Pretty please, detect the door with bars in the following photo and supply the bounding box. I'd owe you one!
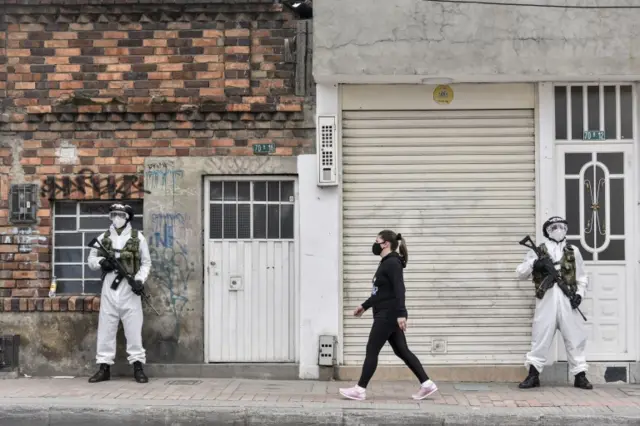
[554,84,636,361]
[205,178,298,363]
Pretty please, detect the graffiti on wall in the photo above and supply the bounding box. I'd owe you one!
[149,212,189,255]
[148,211,194,347]
[144,161,184,194]
[40,169,150,200]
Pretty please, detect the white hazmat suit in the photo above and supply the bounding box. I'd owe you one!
[516,239,588,376]
[88,223,151,365]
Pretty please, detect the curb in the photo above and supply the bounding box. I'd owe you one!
[0,402,638,426]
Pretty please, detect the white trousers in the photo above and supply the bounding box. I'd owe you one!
[525,285,588,376]
[96,275,146,365]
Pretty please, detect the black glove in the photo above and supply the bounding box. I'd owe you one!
[99,258,116,273]
[533,257,554,274]
[131,279,144,296]
[570,294,582,309]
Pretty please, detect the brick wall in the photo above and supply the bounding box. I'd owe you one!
[0,0,315,312]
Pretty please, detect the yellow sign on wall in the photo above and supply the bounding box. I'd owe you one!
[433,85,454,105]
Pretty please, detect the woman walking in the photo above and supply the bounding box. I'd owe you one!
[339,230,437,401]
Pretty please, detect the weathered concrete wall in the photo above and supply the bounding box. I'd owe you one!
[142,156,298,364]
[314,0,640,82]
[0,313,98,375]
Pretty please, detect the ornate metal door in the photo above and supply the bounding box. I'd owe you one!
[557,146,634,361]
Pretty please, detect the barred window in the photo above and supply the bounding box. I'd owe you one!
[208,180,295,240]
[53,201,143,294]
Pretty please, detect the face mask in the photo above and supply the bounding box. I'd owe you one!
[112,216,127,229]
[372,242,383,256]
[549,229,566,242]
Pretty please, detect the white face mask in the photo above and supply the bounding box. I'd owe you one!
[549,228,566,242]
[112,216,127,229]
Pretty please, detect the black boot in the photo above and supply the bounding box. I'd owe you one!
[88,364,110,383]
[133,361,148,383]
[574,372,593,390]
[518,365,540,389]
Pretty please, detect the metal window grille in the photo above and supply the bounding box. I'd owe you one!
[52,200,143,295]
[208,180,295,241]
[9,184,38,224]
[0,335,20,371]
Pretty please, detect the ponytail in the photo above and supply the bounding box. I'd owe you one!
[397,235,409,264]
[378,229,409,265]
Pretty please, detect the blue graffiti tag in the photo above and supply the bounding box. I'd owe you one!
[145,161,184,193]
[149,245,194,340]
[149,213,188,254]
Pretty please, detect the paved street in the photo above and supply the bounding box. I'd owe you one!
[1,377,640,425]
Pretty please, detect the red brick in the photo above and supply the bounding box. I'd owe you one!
[49,73,73,81]
[13,271,37,279]
[227,104,251,112]
[53,32,78,40]
[197,72,223,79]
[225,29,251,37]
[171,139,196,147]
[225,46,250,54]
[226,79,251,88]
[44,40,69,48]
[7,49,30,56]
[104,31,128,39]
[12,288,39,298]
[0,280,16,288]
[277,104,302,112]
[57,64,82,73]
[52,297,60,311]
[14,82,35,90]
[150,148,177,156]
[45,57,70,65]
[55,48,81,56]
[194,55,221,63]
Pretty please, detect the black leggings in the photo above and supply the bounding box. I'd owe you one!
[357,317,429,388]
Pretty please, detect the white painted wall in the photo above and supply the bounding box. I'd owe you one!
[297,83,341,379]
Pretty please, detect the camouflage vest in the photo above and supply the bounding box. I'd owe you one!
[100,228,141,276]
[532,243,578,298]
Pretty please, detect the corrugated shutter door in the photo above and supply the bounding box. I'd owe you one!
[342,109,536,365]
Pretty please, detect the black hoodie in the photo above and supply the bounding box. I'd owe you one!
[361,252,408,319]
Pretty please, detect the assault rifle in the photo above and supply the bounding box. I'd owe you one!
[519,235,587,322]
[88,237,160,316]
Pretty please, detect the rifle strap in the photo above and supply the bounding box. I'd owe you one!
[110,273,124,290]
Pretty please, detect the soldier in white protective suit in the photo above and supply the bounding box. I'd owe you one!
[516,216,593,390]
[87,203,152,384]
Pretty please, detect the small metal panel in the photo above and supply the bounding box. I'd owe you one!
[229,275,243,291]
[0,335,20,371]
[431,338,447,354]
[9,184,38,224]
[318,335,337,366]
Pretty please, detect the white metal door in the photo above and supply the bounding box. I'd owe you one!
[205,177,298,362]
[341,108,536,365]
[556,145,635,361]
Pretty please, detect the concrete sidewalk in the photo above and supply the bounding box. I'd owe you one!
[1,377,640,425]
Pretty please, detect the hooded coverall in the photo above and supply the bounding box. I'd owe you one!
[88,223,152,365]
[516,239,589,376]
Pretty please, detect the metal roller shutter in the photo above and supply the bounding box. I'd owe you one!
[341,109,536,365]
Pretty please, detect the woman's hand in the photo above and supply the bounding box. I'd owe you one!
[354,305,365,317]
[397,317,407,331]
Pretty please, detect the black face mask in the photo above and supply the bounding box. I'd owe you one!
[372,242,383,256]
